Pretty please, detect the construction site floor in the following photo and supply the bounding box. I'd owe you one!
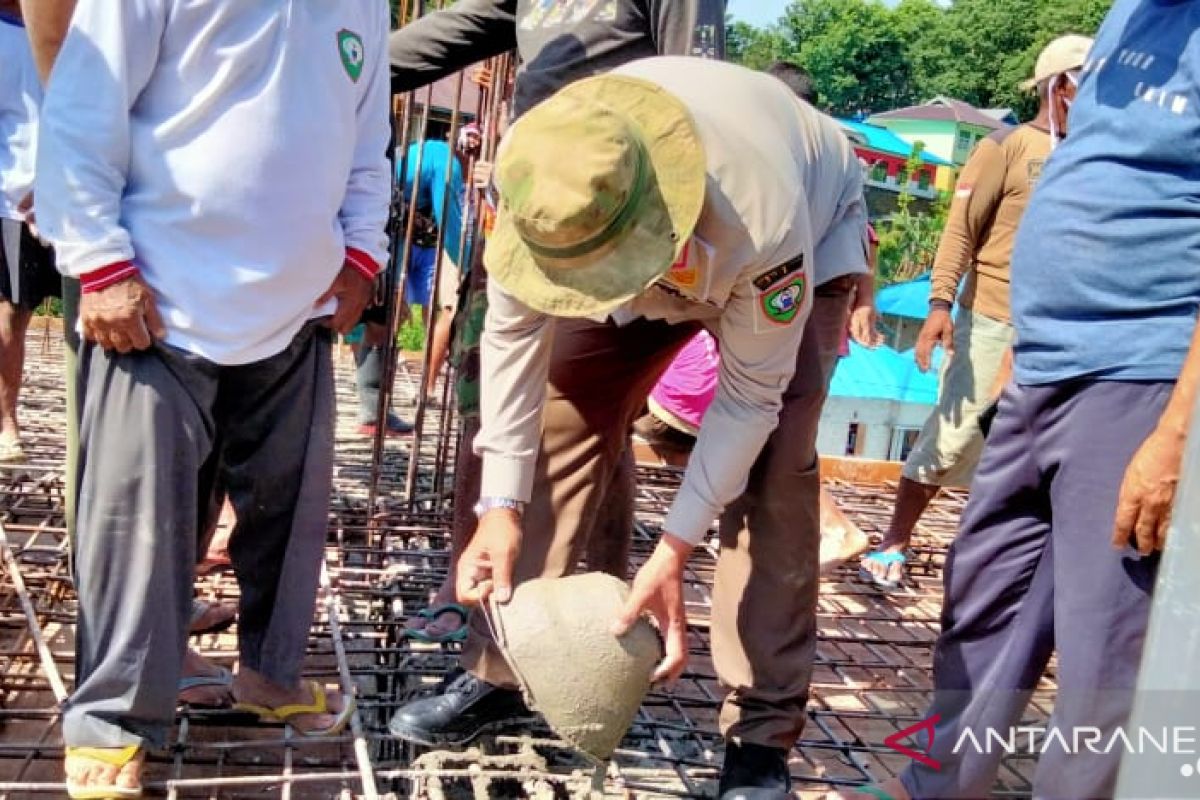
[0,330,1055,798]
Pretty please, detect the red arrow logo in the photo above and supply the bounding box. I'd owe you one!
[884,714,942,770]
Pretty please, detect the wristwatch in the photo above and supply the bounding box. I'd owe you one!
[473,496,526,518]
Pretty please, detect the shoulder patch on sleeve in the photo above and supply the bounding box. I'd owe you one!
[752,255,808,332]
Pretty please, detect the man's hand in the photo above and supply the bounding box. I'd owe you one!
[81,274,167,353]
[472,160,494,191]
[611,533,692,685]
[457,509,522,606]
[849,302,883,348]
[316,263,374,334]
[1112,427,1186,555]
[915,306,954,372]
[470,65,494,90]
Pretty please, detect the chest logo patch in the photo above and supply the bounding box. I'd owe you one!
[338,29,365,82]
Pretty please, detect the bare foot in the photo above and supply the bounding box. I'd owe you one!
[825,777,911,799]
[233,667,349,735]
[819,488,871,573]
[65,746,143,797]
[178,648,232,707]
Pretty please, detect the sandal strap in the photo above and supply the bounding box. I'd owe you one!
[267,680,329,721]
[854,786,899,800]
[65,744,141,767]
[864,550,907,566]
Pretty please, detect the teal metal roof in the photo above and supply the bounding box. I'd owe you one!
[838,120,954,167]
[828,342,944,404]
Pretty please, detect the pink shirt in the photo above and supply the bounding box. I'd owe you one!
[650,330,721,432]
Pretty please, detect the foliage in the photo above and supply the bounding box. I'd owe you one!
[876,144,950,285]
[731,0,1113,119]
[399,306,427,352]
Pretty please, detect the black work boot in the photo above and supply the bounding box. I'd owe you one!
[718,741,792,800]
[388,670,535,746]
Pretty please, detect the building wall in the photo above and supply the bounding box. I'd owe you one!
[818,396,935,461]
[950,123,995,166]
[870,119,958,165]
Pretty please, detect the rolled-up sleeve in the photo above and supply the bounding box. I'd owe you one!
[663,261,811,544]
[474,279,555,501]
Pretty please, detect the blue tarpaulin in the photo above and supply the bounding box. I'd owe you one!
[828,341,943,404]
[876,273,932,320]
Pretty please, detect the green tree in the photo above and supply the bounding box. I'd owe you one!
[726,19,792,71]
[782,0,920,116]
[877,144,950,285]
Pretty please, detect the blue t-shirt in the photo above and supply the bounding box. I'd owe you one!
[1010,0,1200,386]
[398,139,469,266]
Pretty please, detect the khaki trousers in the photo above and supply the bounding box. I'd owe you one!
[462,277,854,750]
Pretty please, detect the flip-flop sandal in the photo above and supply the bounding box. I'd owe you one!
[849,787,899,800]
[189,598,236,636]
[404,603,469,643]
[233,679,355,738]
[64,744,143,799]
[178,665,233,709]
[858,550,907,591]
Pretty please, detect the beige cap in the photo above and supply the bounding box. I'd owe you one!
[1023,34,1094,90]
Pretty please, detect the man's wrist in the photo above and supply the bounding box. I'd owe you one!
[474,496,526,519]
[658,532,695,566]
[80,260,139,294]
[929,299,952,311]
[344,247,380,280]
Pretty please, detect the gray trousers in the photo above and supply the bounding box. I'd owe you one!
[902,380,1167,799]
[64,323,335,748]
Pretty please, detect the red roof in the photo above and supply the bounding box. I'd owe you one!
[871,97,1007,130]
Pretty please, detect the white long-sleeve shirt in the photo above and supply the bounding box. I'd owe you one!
[36,0,391,365]
[0,14,40,221]
[476,57,868,545]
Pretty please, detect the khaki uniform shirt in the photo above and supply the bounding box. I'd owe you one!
[929,124,1052,324]
[476,57,868,544]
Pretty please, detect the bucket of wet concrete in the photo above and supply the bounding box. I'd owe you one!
[487,572,662,762]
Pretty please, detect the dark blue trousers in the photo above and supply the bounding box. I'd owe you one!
[902,380,1168,800]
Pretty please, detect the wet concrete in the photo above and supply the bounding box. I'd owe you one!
[491,573,661,761]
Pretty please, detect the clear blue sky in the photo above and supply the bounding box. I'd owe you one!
[728,0,902,27]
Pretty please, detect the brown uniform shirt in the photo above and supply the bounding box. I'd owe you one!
[929,124,1052,323]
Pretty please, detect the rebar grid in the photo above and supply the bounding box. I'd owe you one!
[0,332,1055,799]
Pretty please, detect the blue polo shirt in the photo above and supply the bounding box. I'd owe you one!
[1010,0,1200,386]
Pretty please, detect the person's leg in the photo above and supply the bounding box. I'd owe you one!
[218,324,347,733]
[391,316,698,746]
[425,257,460,398]
[64,342,218,792]
[407,267,486,637]
[817,484,872,572]
[0,219,41,460]
[1030,381,1169,799]
[0,300,31,456]
[713,286,849,783]
[865,309,1013,585]
[354,322,412,435]
[584,443,635,578]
